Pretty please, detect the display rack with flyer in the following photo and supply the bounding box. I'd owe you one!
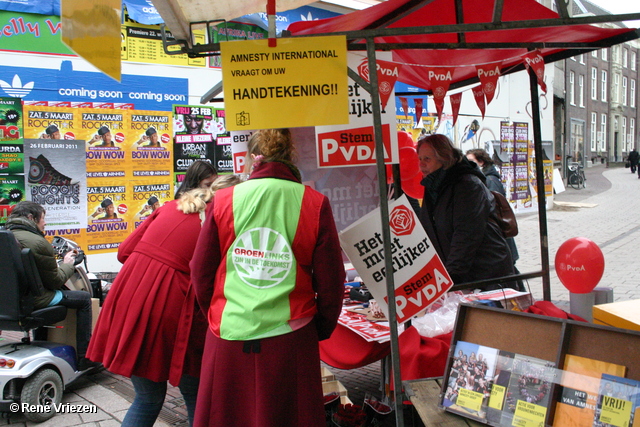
[419,303,640,427]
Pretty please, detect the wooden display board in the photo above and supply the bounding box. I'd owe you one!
[436,303,640,426]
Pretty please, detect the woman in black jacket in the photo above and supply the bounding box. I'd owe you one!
[417,135,514,289]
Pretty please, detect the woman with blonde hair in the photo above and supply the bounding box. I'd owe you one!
[87,173,240,427]
[190,128,345,427]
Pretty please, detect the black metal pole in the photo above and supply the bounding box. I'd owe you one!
[527,62,552,301]
[365,37,405,427]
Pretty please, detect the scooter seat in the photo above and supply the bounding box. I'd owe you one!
[0,306,67,332]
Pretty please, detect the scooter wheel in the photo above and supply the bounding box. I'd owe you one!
[20,368,63,422]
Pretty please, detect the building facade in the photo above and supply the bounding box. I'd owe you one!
[548,0,640,168]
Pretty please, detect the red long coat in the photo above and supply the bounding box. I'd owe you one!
[86,200,205,384]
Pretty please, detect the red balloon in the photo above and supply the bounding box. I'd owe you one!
[399,146,421,181]
[401,172,424,199]
[397,131,415,149]
[387,132,417,184]
[555,237,605,294]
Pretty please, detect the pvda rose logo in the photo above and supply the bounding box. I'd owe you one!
[389,205,415,236]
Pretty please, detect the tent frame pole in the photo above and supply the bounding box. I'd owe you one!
[527,60,552,301]
[365,37,406,427]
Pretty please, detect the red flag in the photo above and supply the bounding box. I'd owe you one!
[449,92,462,126]
[399,97,409,118]
[375,60,401,111]
[522,50,547,93]
[357,58,401,112]
[472,86,486,119]
[427,67,453,119]
[414,98,424,125]
[476,62,501,105]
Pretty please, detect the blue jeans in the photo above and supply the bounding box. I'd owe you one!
[57,290,92,358]
[122,375,199,427]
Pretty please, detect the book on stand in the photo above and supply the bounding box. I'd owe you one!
[553,354,627,427]
[501,353,557,427]
[485,350,516,425]
[442,340,499,422]
[593,374,640,427]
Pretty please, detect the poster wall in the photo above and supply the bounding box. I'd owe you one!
[20,105,175,254]
[0,97,24,222]
[23,138,87,230]
[173,105,229,186]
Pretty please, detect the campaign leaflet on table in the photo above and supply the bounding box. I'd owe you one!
[0,174,25,224]
[23,138,87,231]
[85,183,131,254]
[129,110,173,177]
[131,181,173,229]
[22,105,78,141]
[0,97,23,142]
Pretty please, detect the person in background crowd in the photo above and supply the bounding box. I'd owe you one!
[418,135,514,290]
[41,124,61,139]
[190,128,345,427]
[86,174,242,427]
[466,148,522,290]
[5,201,98,371]
[628,147,639,174]
[88,126,115,147]
[175,160,217,198]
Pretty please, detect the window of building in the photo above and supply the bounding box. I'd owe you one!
[623,48,628,68]
[622,116,627,149]
[632,51,637,71]
[601,70,607,101]
[613,45,620,63]
[622,76,628,106]
[570,71,575,105]
[602,48,608,62]
[613,73,619,103]
[632,80,636,108]
[631,118,636,148]
[591,112,597,151]
[600,114,607,151]
[592,49,598,58]
[579,75,585,107]
[571,56,576,62]
[580,54,585,65]
[591,67,598,100]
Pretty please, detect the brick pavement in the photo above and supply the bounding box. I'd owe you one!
[2,163,639,426]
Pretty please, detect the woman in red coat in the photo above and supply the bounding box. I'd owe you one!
[86,163,235,427]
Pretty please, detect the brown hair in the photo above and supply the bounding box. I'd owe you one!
[8,201,45,223]
[417,134,462,169]
[466,148,494,167]
[177,174,243,214]
[174,160,217,199]
[244,129,295,172]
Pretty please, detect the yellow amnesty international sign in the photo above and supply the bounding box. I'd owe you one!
[221,36,349,131]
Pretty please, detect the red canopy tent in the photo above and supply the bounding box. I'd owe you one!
[286,2,639,423]
[287,0,638,92]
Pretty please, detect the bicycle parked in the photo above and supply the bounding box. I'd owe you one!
[567,162,586,189]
